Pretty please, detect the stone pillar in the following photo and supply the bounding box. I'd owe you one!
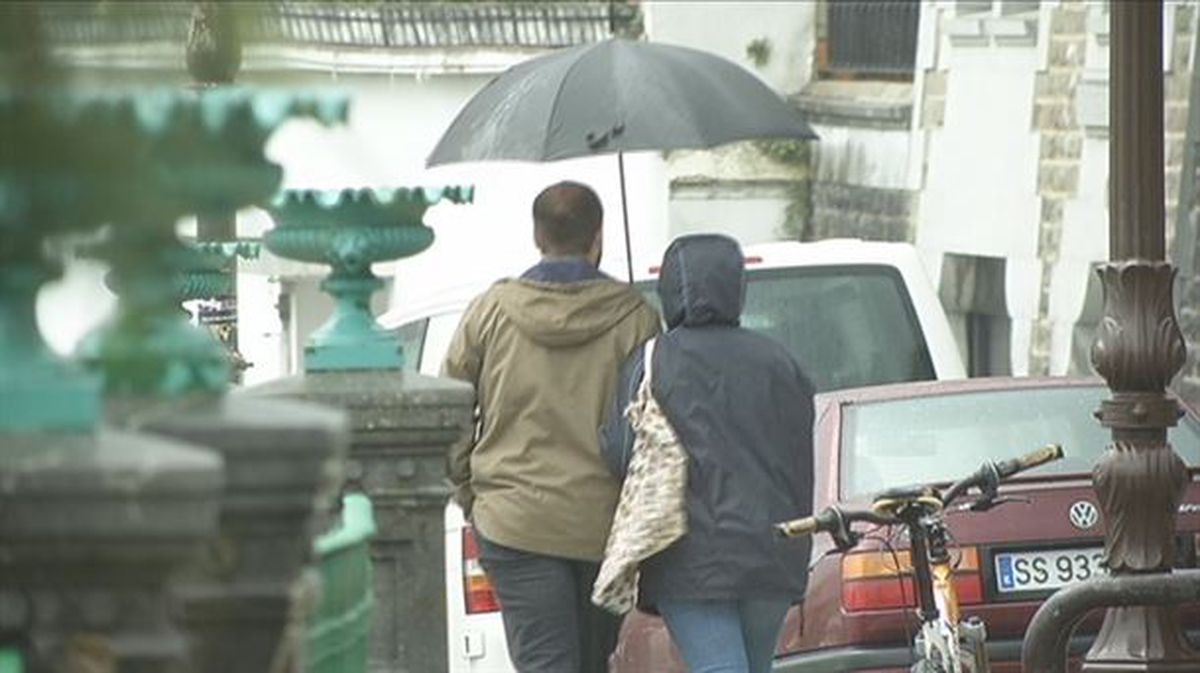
[68,89,352,673]
[1,426,223,673]
[252,186,475,672]
[129,395,349,673]
[251,371,473,673]
[0,91,224,672]
[1084,2,1200,670]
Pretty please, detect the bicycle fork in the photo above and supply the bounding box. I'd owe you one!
[911,520,990,673]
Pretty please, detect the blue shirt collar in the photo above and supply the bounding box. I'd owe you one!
[520,257,610,283]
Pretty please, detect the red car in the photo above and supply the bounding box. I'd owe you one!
[611,377,1200,672]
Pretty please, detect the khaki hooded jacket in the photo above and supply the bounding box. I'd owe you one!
[443,276,660,561]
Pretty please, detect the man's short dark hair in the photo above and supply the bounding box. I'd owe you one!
[532,181,603,256]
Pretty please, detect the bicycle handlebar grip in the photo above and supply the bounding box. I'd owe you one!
[1000,443,1064,477]
[775,516,819,538]
[1018,443,1063,469]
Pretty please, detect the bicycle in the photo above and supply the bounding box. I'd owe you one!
[775,443,1065,673]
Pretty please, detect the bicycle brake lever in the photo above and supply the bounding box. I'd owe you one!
[826,507,860,552]
[831,529,860,553]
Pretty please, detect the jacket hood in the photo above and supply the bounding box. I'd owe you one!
[658,234,745,329]
[495,278,650,347]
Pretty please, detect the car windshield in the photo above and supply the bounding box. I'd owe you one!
[636,265,935,391]
[839,385,1200,499]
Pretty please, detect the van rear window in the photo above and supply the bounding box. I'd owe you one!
[637,266,935,392]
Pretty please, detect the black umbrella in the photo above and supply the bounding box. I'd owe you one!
[427,37,818,281]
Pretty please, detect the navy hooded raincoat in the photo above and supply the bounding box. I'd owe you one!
[600,234,816,608]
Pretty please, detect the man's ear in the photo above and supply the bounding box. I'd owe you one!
[588,227,604,267]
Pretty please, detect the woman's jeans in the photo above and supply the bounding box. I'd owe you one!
[657,598,791,673]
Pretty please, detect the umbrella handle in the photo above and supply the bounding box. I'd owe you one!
[618,151,634,284]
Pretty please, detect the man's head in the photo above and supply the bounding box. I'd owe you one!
[532,181,603,265]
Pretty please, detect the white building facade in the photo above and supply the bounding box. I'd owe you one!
[644,0,1199,381]
[37,1,1200,387]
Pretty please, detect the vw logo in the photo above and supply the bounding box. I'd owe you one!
[1068,500,1100,530]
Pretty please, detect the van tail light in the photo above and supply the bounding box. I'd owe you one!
[461,526,501,614]
[841,547,983,612]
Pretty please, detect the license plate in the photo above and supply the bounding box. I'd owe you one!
[994,547,1106,593]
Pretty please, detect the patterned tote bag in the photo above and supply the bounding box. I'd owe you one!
[592,338,688,615]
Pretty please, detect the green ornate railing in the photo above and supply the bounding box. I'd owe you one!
[307,493,377,673]
[0,649,21,673]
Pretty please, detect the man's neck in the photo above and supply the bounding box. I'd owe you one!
[540,253,593,265]
[522,256,606,283]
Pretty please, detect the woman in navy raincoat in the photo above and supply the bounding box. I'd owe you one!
[601,233,816,673]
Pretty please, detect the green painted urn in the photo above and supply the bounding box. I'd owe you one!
[76,88,347,397]
[265,186,473,371]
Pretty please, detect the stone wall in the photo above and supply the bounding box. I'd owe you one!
[794,80,916,243]
[1028,2,1088,376]
[1175,3,1200,408]
[808,181,913,241]
[1028,1,1196,378]
[1166,5,1197,251]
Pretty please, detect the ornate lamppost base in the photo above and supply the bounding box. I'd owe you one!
[1083,606,1199,673]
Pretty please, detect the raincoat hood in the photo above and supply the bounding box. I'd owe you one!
[495,278,651,347]
[658,234,745,329]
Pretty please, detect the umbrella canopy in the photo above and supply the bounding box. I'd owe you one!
[427,37,817,166]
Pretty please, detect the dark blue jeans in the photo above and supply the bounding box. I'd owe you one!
[476,533,620,673]
[658,598,791,673]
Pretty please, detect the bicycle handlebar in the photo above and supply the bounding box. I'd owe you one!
[775,514,821,538]
[775,444,1064,539]
[774,504,895,540]
[942,443,1063,505]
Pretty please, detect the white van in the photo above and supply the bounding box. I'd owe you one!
[377,239,965,673]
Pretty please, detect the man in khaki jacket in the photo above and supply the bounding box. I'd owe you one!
[442,181,659,673]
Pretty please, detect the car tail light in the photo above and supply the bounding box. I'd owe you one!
[841,547,984,612]
[461,526,501,614]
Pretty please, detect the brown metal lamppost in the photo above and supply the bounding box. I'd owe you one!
[186,1,248,378]
[1083,1,1197,670]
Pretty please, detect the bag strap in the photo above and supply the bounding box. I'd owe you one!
[643,338,657,387]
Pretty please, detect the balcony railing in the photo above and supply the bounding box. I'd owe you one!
[37,2,637,50]
[823,0,920,78]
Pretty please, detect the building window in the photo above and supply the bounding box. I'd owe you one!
[956,1,1041,16]
[816,0,920,80]
[939,253,1012,377]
